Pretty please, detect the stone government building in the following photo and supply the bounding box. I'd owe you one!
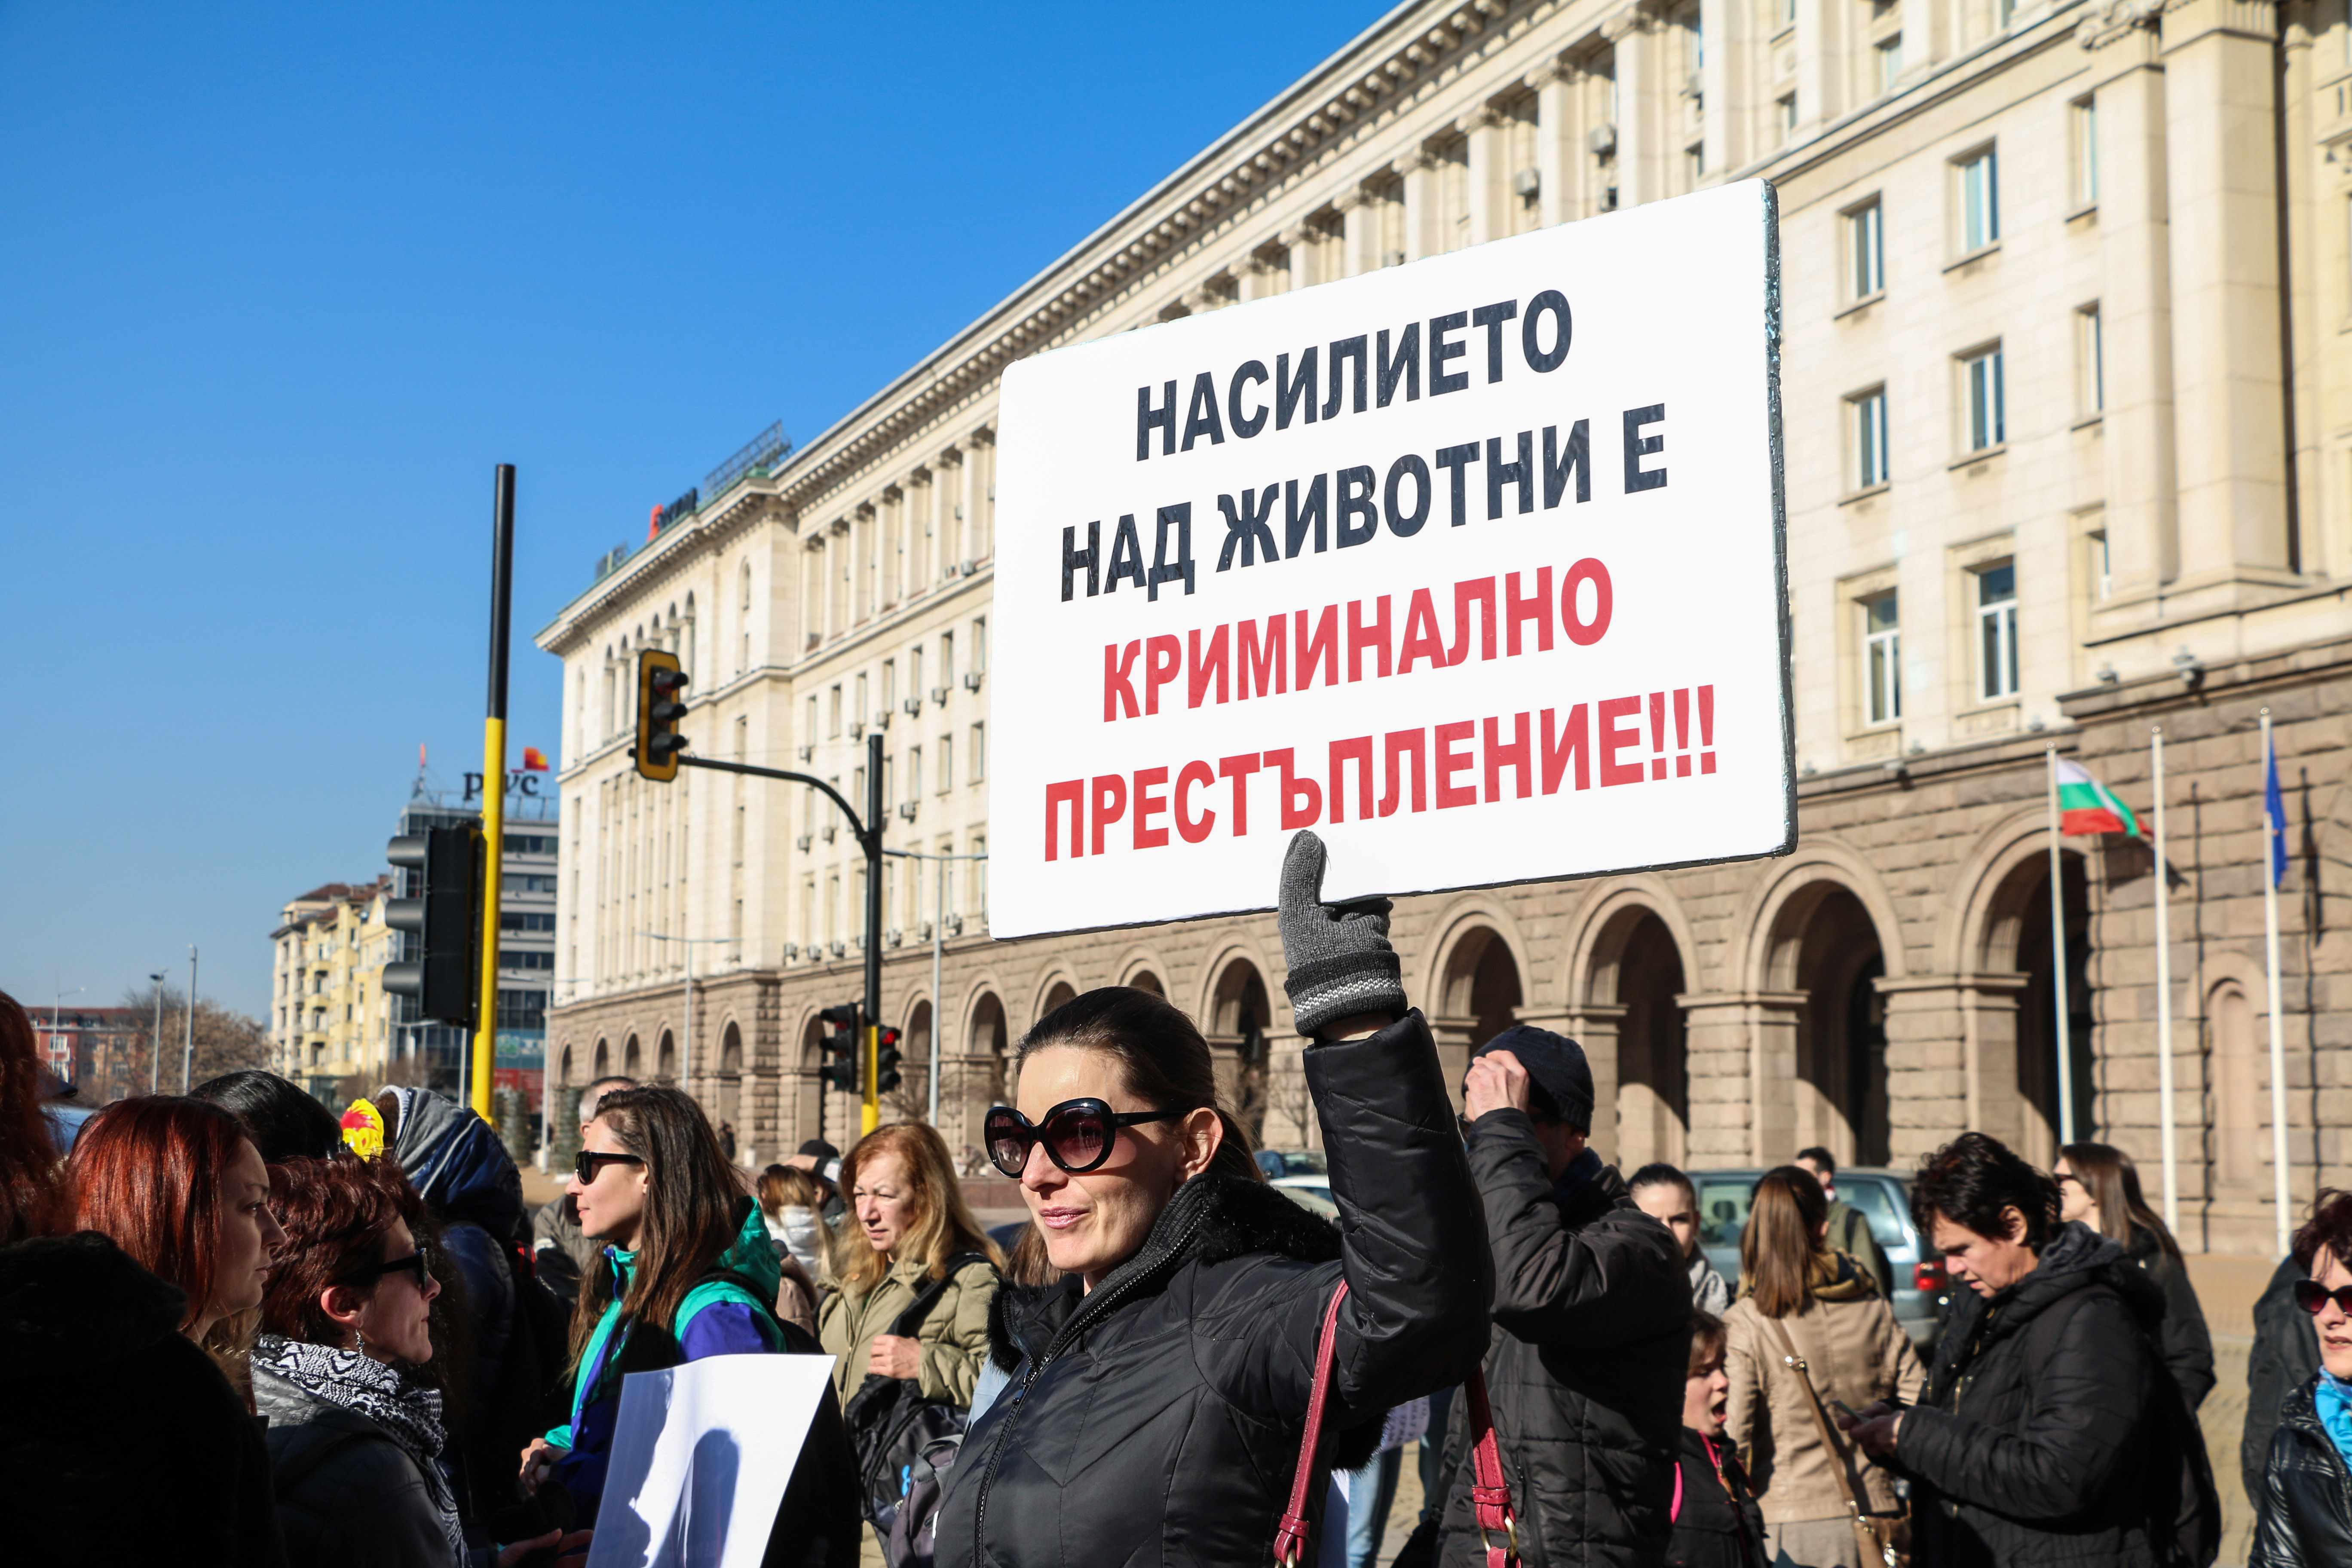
[539,0,2349,1253]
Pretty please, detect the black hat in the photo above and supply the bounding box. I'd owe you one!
[797,1138,842,1162]
[1472,1025,1594,1132]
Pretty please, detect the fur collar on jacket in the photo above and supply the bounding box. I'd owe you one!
[986,1174,1341,1375]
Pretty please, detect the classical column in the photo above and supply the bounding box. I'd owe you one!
[1464,107,1507,245]
[2161,0,2295,605]
[1523,1001,1623,1166]
[1426,1012,1480,1117]
[1400,150,1439,262]
[1874,976,1980,1165]
[1607,5,1661,209]
[1283,224,1324,289]
[2082,6,2180,620]
[1699,0,1731,179]
[1531,61,1574,227]
[1792,0,1831,134]
[1338,189,1375,279]
[1678,990,1807,1163]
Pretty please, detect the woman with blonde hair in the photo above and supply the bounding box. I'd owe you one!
[819,1120,1004,1413]
[1723,1165,1924,1568]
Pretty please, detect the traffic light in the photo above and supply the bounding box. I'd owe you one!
[875,1026,903,1093]
[383,824,482,1027]
[635,649,689,781]
[818,1004,860,1093]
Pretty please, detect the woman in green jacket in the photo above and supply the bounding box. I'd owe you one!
[819,1120,1003,1412]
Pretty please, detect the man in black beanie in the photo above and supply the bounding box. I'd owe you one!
[1437,1026,1692,1568]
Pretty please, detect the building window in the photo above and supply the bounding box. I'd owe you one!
[1957,147,1999,252]
[908,745,923,800]
[1876,36,1903,93]
[1851,387,1890,489]
[2090,529,2113,600]
[1776,94,1798,146]
[2070,97,2098,207]
[1684,145,1704,191]
[1961,343,2006,450]
[1975,563,2019,700]
[1862,591,1901,724]
[1847,199,1884,299]
[827,685,841,737]
[938,735,953,795]
[2076,304,2103,415]
[970,722,987,783]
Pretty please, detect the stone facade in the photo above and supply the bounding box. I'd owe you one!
[539,0,2351,1252]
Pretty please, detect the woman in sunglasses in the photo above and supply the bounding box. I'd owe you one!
[255,1155,585,1568]
[2252,1189,2352,1562]
[519,1086,863,1565]
[931,832,1489,1568]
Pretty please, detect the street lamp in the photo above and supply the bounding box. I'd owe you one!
[148,974,166,1092]
[48,987,84,1088]
[636,931,739,1096]
[881,846,988,1124]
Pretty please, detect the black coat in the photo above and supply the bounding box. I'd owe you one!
[2128,1225,2214,1412]
[2251,1374,2352,1566]
[1664,1429,1768,1568]
[1439,1131,1693,1568]
[0,1231,288,1568]
[933,1012,1490,1568]
[1896,1222,2186,1568]
[254,1369,457,1568]
[2245,1256,2324,1506]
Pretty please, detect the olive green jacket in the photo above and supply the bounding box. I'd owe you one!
[818,1254,998,1409]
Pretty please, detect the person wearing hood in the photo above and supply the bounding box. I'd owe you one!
[1438,1025,1693,1568]
[517,1085,861,1565]
[1846,1132,2214,1568]
[2251,1188,2352,1564]
[1721,1167,1922,1568]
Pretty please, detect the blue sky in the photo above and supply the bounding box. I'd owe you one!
[0,0,1387,1017]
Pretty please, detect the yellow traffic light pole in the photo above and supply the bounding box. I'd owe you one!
[472,466,515,1123]
[863,1024,879,1136]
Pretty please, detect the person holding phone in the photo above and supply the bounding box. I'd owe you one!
[1721,1167,1922,1568]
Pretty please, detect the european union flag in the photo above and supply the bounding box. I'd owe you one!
[2265,734,2288,890]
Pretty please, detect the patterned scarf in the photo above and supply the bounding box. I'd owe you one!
[253,1334,465,1565]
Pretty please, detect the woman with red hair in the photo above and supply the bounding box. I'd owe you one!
[0,998,290,1566]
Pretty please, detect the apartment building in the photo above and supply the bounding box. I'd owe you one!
[539,0,2351,1248]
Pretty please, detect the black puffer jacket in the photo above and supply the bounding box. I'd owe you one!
[0,1232,287,1568]
[2251,1374,2352,1565]
[1664,1429,1768,1568]
[933,1011,1489,1568]
[2128,1225,2214,1412]
[1439,1129,1693,1568]
[1897,1222,2193,1567]
[2245,1256,2323,1505]
[255,1369,458,1568]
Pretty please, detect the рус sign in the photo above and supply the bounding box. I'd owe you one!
[987,180,1791,940]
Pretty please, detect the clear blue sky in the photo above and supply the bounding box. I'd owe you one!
[0,0,1387,1018]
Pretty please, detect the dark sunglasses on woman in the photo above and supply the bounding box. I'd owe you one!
[341,1240,433,1292]
[2293,1279,2352,1316]
[576,1148,646,1185]
[985,1099,1180,1179]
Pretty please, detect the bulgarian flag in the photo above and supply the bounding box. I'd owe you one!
[2057,758,2141,837]
[521,747,551,771]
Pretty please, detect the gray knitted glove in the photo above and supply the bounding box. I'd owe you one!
[1278,830,1406,1037]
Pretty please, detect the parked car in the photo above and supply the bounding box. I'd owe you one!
[1255,1148,1328,1179]
[1268,1173,1339,1220]
[1687,1165,1946,1352]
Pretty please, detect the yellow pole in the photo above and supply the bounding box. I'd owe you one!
[861,1023,880,1135]
[473,716,504,1121]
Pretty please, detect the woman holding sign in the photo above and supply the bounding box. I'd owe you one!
[931,831,1489,1568]
[516,1087,862,1566]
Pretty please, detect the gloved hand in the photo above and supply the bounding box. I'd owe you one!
[1277,830,1406,1037]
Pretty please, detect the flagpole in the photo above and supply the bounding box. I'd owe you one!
[2262,707,2291,1255]
[2047,746,2075,1148]
[2152,726,2177,1232]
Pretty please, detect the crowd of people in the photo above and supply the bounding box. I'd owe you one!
[6,827,2352,1566]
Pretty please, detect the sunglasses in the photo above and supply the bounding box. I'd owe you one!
[2294,1279,2352,1316]
[576,1148,646,1185]
[342,1240,432,1292]
[984,1099,1181,1179]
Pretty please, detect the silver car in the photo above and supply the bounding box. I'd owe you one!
[1687,1166,1946,1353]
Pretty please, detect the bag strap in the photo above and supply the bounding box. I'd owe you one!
[1464,1368,1520,1568]
[1765,1316,1870,1524]
[1274,1280,1351,1568]
[888,1253,992,1340]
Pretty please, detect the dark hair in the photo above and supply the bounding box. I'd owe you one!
[1627,1162,1697,1208]
[0,990,66,1243]
[69,1096,254,1333]
[1005,1221,1066,1289]
[1795,1146,1836,1176]
[259,1156,417,1347]
[2292,1190,2352,1279]
[2060,1141,2180,1262]
[797,1138,841,1162]
[192,1070,345,1164]
[571,1087,745,1371]
[1911,1131,2059,1253]
[1742,1166,1832,1318]
[1687,1308,1727,1378]
[1016,987,1261,1185]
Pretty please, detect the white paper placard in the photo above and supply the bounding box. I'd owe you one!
[585,1352,836,1568]
[988,180,1789,938]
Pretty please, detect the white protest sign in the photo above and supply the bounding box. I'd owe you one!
[585,1352,836,1568]
[988,180,1789,938]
